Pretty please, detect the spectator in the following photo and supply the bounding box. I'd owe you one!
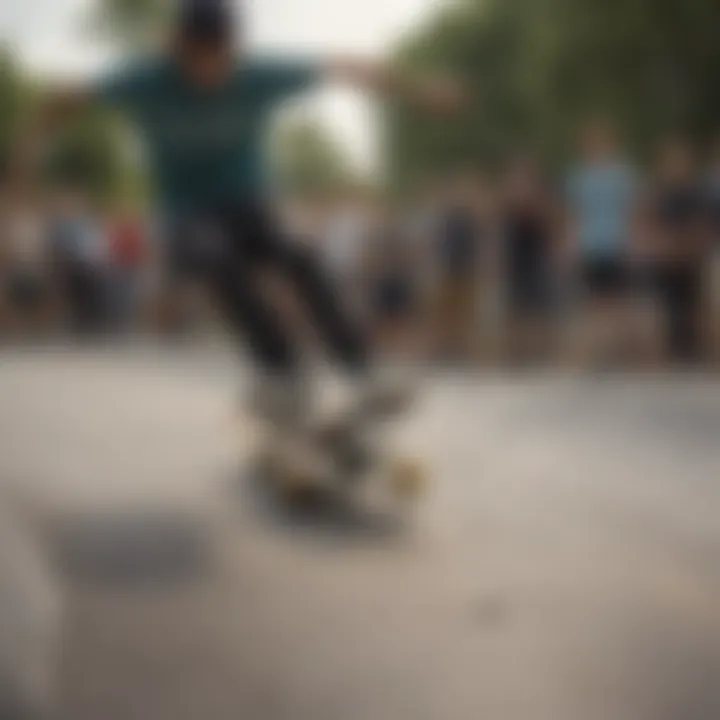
[365,201,422,357]
[703,139,720,361]
[318,190,372,319]
[48,191,108,336]
[0,182,54,338]
[565,120,641,367]
[107,207,148,332]
[647,139,708,364]
[704,138,720,241]
[432,172,489,362]
[498,155,557,364]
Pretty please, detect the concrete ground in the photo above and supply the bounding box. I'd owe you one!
[0,344,719,720]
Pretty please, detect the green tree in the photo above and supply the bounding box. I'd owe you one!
[43,110,135,203]
[273,117,360,196]
[0,47,32,178]
[87,0,170,50]
[36,0,170,204]
[385,1,537,189]
[385,0,720,189]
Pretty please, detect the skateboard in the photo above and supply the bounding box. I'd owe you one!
[251,389,427,507]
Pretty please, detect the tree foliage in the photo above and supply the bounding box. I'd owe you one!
[385,0,720,189]
[87,0,171,51]
[43,111,135,203]
[273,117,359,196]
[0,48,31,178]
[0,20,139,204]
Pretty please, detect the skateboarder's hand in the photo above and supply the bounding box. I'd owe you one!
[420,77,467,115]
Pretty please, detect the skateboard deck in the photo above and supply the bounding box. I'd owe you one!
[256,434,426,506]
[250,389,426,506]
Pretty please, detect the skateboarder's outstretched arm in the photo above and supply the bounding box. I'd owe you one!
[322,58,466,115]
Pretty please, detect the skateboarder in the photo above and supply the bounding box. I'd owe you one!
[15,0,462,431]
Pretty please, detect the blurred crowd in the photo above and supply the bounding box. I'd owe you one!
[0,186,151,340]
[292,122,720,368]
[1,120,720,369]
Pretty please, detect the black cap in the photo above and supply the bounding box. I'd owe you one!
[177,0,236,46]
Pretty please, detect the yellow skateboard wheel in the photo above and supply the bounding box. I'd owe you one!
[390,457,427,500]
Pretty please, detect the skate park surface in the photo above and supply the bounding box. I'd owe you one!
[0,343,719,720]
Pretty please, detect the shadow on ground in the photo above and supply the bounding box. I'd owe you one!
[45,509,214,588]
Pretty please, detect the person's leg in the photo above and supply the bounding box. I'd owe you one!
[656,267,673,363]
[121,270,136,332]
[112,268,129,333]
[166,206,301,375]
[531,263,556,363]
[74,266,96,336]
[375,278,416,360]
[30,279,51,337]
[458,278,479,362]
[505,264,540,364]
[674,267,702,363]
[431,278,452,360]
[62,266,79,333]
[277,242,370,371]
[227,201,370,372]
[210,258,300,374]
[395,280,423,360]
[628,263,663,367]
[442,281,469,361]
[169,206,308,423]
[164,213,291,360]
[272,238,417,416]
[595,259,632,366]
[709,250,720,362]
[662,268,685,362]
[5,273,25,338]
[576,261,605,367]
[222,202,414,422]
[0,285,8,340]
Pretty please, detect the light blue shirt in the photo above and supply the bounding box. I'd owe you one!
[566,161,639,258]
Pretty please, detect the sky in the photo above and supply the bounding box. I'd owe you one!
[0,0,437,170]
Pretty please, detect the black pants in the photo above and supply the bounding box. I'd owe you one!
[169,201,368,373]
[656,265,702,362]
[62,262,105,335]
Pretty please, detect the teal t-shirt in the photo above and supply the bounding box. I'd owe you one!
[94,56,319,212]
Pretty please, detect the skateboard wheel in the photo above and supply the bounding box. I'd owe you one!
[256,449,276,476]
[390,458,426,500]
[280,469,320,503]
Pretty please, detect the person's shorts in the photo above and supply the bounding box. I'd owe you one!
[162,214,232,287]
[372,276,417,321]
[162,201,292,288]
[654,265,703,308]
[6,272,48,309]
[709,251,720,310]
[581,258,628,298]
[434,277,478,324]
[507,263,551,319]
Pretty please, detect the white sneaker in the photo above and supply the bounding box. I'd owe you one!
[246,372,313,429]
[354,364,419,420]
[271,428,336,489]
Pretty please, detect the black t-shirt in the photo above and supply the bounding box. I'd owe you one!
[653,182,705,234]
[703,175,720,236]
[437,205,481,277]
[371,222,412,280]
[503,203,550,272]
